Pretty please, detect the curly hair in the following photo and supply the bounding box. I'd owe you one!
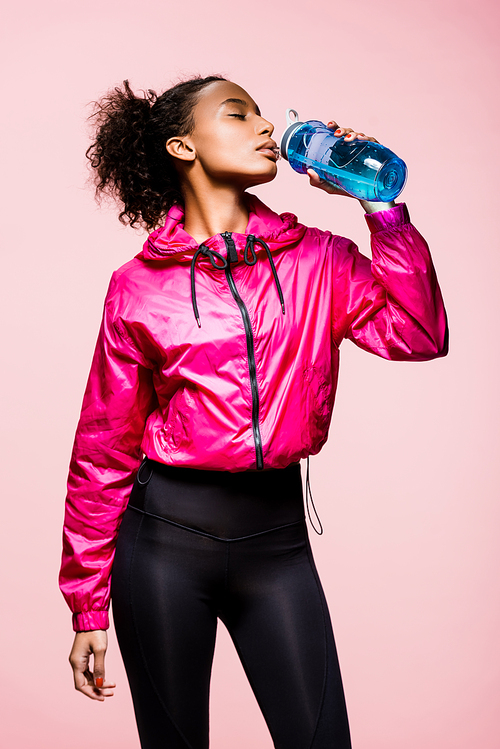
[85,75,228,231]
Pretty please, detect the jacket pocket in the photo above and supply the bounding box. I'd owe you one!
[163,386,196,454]
[302,365,333,451]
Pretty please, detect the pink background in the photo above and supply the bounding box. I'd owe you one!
[2,0,499,746]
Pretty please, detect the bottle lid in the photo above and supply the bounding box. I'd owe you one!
[280,109,303,161]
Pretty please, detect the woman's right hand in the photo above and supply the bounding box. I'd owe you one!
[69,630,116,701]
[307,120,380,198]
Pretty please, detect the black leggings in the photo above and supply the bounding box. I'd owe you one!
[111,460,351,749]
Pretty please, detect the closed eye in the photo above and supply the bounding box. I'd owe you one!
[229,113,246,119]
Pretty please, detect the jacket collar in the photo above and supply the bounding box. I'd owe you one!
[139,193,306,262]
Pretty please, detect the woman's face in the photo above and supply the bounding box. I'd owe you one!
[184,80,278,189]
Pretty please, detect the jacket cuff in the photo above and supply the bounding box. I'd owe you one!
[364,203,410,233]
[73,610,109,632]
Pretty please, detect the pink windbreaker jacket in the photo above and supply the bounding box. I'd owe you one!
[60,194,448,631]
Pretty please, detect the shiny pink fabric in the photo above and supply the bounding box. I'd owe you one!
[60,194,448,631]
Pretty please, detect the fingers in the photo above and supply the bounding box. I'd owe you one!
[307,168,333,192]
[93,640,106,690]
[306,169,351,198]
[69,630,116,702]
[91,640,116,699]
[327,121,379,143]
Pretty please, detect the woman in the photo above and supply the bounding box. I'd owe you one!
[60,75,448,748]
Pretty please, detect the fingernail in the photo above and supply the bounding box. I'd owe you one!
[95,677,104,688]
[335,129,341,134]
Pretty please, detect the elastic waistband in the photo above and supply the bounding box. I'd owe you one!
[128,459,305,539]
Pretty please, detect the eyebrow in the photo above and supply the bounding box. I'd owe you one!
[218,98,262,117]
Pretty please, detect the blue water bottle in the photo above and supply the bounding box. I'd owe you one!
[280,109,407,202]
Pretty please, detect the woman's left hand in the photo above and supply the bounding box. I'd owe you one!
[307,121,379,197]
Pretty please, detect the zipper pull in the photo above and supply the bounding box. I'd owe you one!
[221,232,239,264]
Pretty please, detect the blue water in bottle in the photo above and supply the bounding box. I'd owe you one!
[280,109,407,202]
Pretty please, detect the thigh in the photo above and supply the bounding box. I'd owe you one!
[111,506,222,749]
[222,522,352,749]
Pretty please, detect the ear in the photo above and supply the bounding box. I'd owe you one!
[166,136,196,162]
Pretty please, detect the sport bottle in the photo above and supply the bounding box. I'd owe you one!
[280,109,407,202]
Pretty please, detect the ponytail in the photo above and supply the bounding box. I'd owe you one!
[86,75,227,231]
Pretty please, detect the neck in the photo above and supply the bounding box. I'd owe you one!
[181,179,249,245]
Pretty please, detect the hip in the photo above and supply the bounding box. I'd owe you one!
[126,458,305,540]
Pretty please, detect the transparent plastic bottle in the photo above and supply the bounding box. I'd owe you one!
[280,109,407,202]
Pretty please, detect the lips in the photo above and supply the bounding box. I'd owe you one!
[257,140,279,160]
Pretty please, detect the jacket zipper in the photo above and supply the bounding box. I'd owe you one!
[221,232,264,471]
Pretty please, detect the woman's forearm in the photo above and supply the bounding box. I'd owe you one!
[359,199,397,214]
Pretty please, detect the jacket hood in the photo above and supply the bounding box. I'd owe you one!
[139,193,307,262]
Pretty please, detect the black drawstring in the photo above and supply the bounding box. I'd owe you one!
[305,457,323,535]
[243,235,258,266]
[245,236,286,316]
[190,235,285,327]
[190,244,228,328]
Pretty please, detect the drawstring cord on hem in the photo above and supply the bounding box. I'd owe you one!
[305,457,323,535]
[190,235,285,327]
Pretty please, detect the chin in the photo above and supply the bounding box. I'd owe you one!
[245,166,278,189]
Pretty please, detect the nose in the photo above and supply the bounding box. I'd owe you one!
[256,116,274,137]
